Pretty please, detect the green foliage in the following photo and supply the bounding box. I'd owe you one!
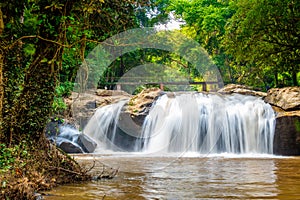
[52,97,67,113]
[52,82,74,113]
[223,0,300,88]
[168,0,235,84]
[167,0,299,88]
[0,143,29,173]
[0,0,142,145]
[136,0,170,27]
[55,81,74,98]
[0,144,15,172]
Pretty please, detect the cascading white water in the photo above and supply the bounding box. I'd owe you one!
[84,100,127,151]
[141,93,275,154]
[84,93,276,154]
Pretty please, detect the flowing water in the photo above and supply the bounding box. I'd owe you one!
[45,93,300,199]
[44,154,300,200]
[84,93,275,154]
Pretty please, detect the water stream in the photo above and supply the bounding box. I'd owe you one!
[43,92,300,199]
[44,155,300,200]
[84,93,275,154]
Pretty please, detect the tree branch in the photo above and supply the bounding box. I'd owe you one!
[8,35,84,50]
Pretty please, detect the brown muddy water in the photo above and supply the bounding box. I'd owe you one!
[44,154,300,200]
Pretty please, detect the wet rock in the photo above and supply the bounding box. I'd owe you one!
[77,134,97,153]
[218,84,267,97]
[56,138,84,154]
[264,87,300,155]
[117,112,143,139]
[105,88,163,151]
[273,110,300,156]
[46,125,97,153]
[265,87,300,111]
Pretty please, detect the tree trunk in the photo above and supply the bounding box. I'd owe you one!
[0,8,6,143]
[0,50,3,142]
[291,68,298,86]
[2,42,62,145]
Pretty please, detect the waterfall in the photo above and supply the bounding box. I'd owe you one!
[84,100,127,151]
[84,93,276,154]
[141,93,275,154]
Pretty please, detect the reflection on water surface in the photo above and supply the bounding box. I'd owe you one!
[44,154,300,200]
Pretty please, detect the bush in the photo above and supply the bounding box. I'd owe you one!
[0,143,29,173]
[0,144,15,172]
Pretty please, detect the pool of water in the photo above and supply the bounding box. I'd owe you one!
[44,154,300,200]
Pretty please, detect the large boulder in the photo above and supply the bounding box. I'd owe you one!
[125,88,163,126]
[265,87,300,111]
[107,88,163,151]
[266,86,300,155]
[45,118,64,138]
[46,125,97,153]
[56,138,84,154]
[77,134,97,153]
[273,110,300,156]
[218,84,267,97]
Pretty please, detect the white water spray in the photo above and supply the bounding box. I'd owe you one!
[141,93,275,154]
[84,100,127,151]
[84,93,275,154]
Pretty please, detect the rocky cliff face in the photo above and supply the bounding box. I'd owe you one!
[273,112,300,155]
[264,87,300,156]
[64,85,300,155]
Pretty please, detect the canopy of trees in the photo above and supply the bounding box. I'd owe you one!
[0,0,299,147]
[0,0,143,145]
[168,0,299,88]
[223,0,300,87]
[0,1,299,198]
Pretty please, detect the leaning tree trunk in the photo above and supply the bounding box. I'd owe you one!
[0,49,3,142]
[0,8,4,143]
[5,43,62,145]
[0,2,69,146]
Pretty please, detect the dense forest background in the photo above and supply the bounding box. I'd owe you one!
[0,0,299,155]
[0,1,299,198]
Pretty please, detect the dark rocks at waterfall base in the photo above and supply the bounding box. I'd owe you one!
[264,86,300,156]
[56,139,84,153]
[45,122,97,153]
[273,114,300,156]
[77,134,98,153]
